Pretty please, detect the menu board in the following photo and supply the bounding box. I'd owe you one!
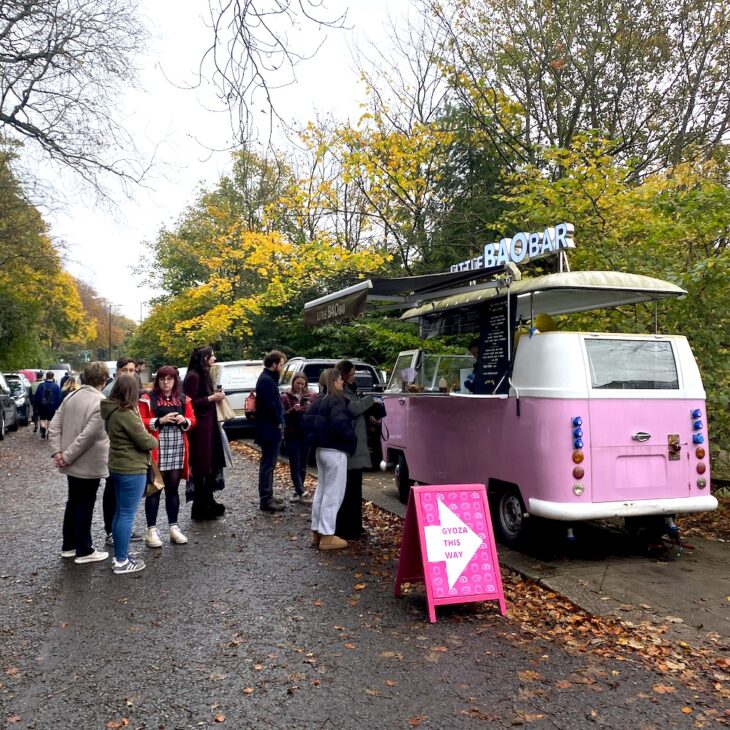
[474,296,516,394]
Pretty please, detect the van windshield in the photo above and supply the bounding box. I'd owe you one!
[585,339,679,390]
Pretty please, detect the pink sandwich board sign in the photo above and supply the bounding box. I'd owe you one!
[394,484,506,623]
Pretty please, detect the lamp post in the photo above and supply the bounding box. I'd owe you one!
[108,304,120,361]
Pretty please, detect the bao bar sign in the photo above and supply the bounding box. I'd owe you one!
[451,222,575,272]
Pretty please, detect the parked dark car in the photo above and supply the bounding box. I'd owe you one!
[0,373,19,439]
[4,374,31,426]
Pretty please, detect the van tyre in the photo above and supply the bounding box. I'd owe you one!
[0,413,5,440]
[492,487,526,545]
[395,453,412,504]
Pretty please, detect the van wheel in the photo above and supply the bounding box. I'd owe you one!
[0,413,5,440]
[395,453,412,504]
[492,487,525,545]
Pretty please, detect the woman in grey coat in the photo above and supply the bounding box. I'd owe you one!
[335,360,375,539]
[48,361,110,564]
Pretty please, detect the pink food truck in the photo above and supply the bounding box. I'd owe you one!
[379,270,717,545]
[303,224,718,546]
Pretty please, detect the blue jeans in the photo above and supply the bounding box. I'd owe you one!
[111,472,146,562]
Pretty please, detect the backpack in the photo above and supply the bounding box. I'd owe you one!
[244,391,256,420]
[41,383,55,407]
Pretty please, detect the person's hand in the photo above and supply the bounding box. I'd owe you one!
[208,391,225,402]
[53,452,66,468]
[369,416,381,425]
[173,413,186,425]
[160,413,177,425]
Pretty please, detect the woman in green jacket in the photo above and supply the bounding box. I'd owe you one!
[100,374,158,575]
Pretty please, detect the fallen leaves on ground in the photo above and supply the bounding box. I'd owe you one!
[677,494,730,541]
[230,442,729,706]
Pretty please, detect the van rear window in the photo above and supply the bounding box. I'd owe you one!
[584,339,679,390]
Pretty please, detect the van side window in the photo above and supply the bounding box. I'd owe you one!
[585,339,679,390]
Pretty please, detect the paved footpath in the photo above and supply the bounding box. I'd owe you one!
[0,428,724,729]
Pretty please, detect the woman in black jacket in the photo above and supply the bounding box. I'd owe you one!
[303,368,356,551]
[183,346,227,520]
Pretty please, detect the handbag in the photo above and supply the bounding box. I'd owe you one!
[216,395,235,422]
[145,458,164,497]
[244,390,257,420]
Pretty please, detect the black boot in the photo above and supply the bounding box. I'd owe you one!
[211,499,226,516]
[40,426,46,439]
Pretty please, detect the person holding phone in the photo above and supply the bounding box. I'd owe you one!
[281,373,312,503]
[139,366,197,546]
[183,346,227,520]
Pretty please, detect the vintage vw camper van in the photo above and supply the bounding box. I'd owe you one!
[380,271,717,544]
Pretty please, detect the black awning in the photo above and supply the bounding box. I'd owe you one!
[303,265,506,327]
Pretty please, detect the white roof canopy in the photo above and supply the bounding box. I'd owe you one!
[401,271,686,322]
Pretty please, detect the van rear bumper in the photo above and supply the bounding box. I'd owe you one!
[529,495,718,521]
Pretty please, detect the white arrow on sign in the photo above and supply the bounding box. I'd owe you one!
[423,500,483,590]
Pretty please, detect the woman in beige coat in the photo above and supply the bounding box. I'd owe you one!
[48,361,110,564]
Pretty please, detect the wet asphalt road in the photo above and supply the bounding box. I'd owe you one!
[0,426,718,728]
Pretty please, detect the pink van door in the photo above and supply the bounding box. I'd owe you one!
[584,338,691,502]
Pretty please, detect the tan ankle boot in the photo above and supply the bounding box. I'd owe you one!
[311,531,321,547]
[319,535,348,551]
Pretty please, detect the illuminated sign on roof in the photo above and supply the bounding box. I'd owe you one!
[450,222,575,273]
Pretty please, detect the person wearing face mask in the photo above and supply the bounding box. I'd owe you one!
[183,346,227,521]
[139,366,196,547]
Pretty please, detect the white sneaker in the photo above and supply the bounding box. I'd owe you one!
[112,557,145,575]
[61,549,76,559]
[169,525,188,544]
[145,526,163,548]
[74,549,109,564]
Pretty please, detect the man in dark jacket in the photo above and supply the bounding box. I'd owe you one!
[255,350,287,512]
[33,372,61,439]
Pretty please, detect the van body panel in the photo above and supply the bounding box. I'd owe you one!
[381,331,715,524]
[587,399,706,502]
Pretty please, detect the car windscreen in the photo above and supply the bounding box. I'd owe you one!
[584,339,679,390]
[7,381,23,397]
[219,364,260,389]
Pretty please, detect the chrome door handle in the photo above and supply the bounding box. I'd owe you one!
[632,432,651,442]
[399,398,405,404]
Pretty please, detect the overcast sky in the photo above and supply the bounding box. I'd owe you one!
[40,0,406,322]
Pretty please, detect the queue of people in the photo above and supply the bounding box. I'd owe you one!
[48,347,381,573]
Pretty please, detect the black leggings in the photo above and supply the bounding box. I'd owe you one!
[145,469,182,527]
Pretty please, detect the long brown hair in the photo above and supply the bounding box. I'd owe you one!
[109,374,139,410]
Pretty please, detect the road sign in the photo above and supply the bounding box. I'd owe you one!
[394,484,506,622]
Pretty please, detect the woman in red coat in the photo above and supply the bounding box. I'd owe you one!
[183,346,227,520]
[139,366,196,546]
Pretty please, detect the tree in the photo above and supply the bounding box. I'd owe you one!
[0,149,98,368]
[132,148,387,361]
[0,0,147,185]
[500,136,730,453]
[429,0,730,173]
[202,0,347,136]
